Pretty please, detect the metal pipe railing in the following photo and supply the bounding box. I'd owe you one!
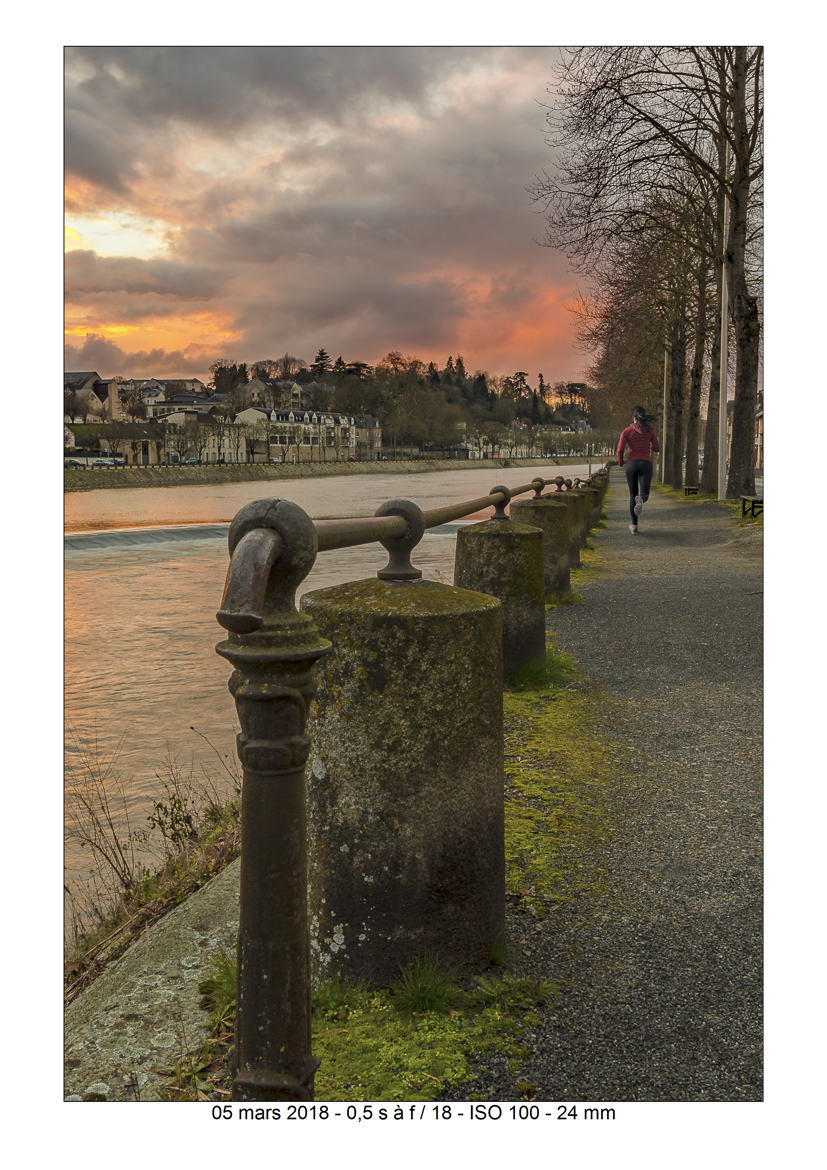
[215,466,606,1100]
[313,477,547,550]
[217,476,588,630]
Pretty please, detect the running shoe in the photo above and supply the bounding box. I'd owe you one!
[629,523,638,534]
[634,494,644,515]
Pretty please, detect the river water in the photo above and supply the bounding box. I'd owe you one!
[64,463,600,916]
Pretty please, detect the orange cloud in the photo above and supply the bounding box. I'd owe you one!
[64,310,241,356]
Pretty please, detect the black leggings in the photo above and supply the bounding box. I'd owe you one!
[625,460,653,524]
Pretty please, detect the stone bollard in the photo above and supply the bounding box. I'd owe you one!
[582,482,603,526]
[572,481,597,531]
[300,503,505,988]
[453,484,546,676]
[558,487,588,567]
[510,492,571,599]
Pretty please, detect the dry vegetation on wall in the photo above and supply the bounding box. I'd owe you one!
[63,456,579,493]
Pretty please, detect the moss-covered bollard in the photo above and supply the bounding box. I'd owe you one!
[582,482,603,526]
[300,576,505,988]
[572,484,595,535]
[510,495,571,599]
[453,484,545,676]
[559,488,588,567]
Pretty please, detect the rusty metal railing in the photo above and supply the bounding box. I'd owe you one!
[217,475,584,632]
[214,468,604,1100]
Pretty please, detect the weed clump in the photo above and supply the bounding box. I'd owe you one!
[392,954,458,1015]
[506,647,574,691]
[64,729,241,1002]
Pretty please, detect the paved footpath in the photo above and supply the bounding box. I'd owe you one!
[65,470,762,1102]
[500,471,763,1101]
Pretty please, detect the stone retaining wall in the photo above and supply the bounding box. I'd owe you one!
[63,457,571,493]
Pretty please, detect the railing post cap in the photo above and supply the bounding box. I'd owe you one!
[375,498,425,580]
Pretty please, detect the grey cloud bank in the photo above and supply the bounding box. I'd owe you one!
[65,46,583,382]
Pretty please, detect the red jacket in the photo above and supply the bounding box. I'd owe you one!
[617,422,660,466]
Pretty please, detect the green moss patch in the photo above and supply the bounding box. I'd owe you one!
[503,679,620,918]
[653,482,763,528]
[569,543,611,589]
[178,952,558,1102]
[505,647,574,691]
[312,973,557,1100]
[545,589,584,609]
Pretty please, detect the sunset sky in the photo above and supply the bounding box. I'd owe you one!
[64,46,589,386]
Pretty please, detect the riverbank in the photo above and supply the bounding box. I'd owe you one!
[63,456,595,493]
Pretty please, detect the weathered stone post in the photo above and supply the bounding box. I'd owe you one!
[301,499,505,987]
[571,481,596,536]
[580,480,603,527]
[453,483,546,676]
[510,479,571,599]
[216,499,331,1101]
[558,483,588,567]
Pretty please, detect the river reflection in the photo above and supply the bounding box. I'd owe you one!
[64,463,600,913]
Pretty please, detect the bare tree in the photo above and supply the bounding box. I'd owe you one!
[183,418,210,463]
[122,387,147,422]
[276,353,308,379]
[533,45,762,496]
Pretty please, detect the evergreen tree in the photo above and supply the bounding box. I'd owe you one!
[471,372,489,405]
[311,348,332,375]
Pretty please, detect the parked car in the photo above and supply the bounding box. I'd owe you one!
[183,457,199,465]
[64,458,85,468]
[269,456,283,463]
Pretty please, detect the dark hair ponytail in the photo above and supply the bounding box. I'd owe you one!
[633,405,653,431]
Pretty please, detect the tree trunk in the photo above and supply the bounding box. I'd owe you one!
[727,291,759,497]
[700,67,730,497]
[723,46,758,500]
[667,317,687,487]
[700,293,722,494]
[684,263,708,489]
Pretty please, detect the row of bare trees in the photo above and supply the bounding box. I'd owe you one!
[533,46,763,496]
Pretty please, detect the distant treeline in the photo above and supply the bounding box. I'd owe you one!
[210,350,607,455]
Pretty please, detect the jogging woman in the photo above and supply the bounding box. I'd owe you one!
[616,407,661,534]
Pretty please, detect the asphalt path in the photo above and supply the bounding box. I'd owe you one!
[485,471,763,1101]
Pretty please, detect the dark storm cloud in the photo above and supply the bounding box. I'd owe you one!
[65,250,225,299]
[64,45,462,192]
[66,46,508,132]
[232,260,469,360]
[65,332,215,377]
[169,83,560,272]
[64,46,583,380]
[65,46,556,191]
